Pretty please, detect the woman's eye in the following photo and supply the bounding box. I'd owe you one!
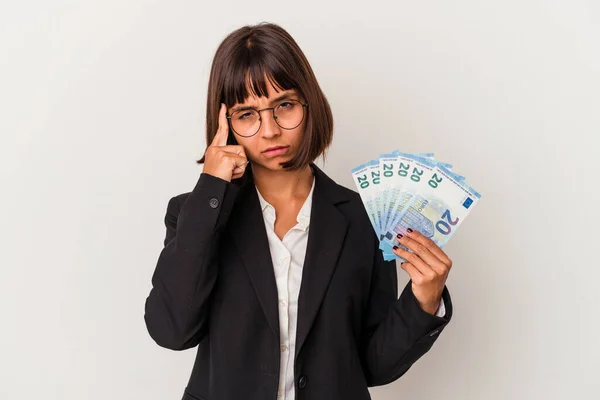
[237,112,252,120]
[279,101,292,109]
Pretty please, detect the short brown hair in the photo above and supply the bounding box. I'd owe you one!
[196,22,333,170]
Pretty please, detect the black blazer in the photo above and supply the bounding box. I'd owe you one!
[144,162,453,400]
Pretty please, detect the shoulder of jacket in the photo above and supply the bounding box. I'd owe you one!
[334,183,361,205]
[164,192,191,214]
[173,192,191,206]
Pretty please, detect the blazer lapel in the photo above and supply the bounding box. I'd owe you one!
[229,173,280,340]
[295,163,350,358]
[227,163,352,353]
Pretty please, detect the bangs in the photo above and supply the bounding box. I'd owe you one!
[222,45,300,107]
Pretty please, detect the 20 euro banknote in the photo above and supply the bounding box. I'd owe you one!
[380,165,481,261]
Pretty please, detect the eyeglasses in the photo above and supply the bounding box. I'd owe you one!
[226,99,308,138]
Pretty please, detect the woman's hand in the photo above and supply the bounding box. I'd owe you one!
[392,228,452,315]
[203,103,249,182]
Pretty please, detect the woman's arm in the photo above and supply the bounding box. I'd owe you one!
[360,232,453,386]
[144,172,240,350]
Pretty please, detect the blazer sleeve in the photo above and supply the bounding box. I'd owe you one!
[361,232,453,386]
[144,173,240,351]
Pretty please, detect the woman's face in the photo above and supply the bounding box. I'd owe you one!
[226,78,307,171]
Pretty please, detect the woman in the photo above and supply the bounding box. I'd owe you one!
[144,22,453,400]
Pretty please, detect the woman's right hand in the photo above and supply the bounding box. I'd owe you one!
[202,103,249,182]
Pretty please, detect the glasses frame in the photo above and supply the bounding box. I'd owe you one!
[226,99,309,138]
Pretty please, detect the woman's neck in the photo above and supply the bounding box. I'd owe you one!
[252,163,314,203]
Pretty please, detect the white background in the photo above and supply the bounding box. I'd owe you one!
[1,1,599,399]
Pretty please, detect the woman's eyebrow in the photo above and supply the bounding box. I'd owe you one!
[230,92,298,113]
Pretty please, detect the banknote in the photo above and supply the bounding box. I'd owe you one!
[351,151,481,262]
[350,160,383,235]
[378,149,402,236]
[378,151,436,238]
[379,165,481,261]
[384,154,446,239]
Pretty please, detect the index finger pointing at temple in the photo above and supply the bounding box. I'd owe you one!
[211,103,230,147]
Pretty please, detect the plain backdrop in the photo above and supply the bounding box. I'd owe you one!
[1,1,599,399]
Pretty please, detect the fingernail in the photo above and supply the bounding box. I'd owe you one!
[396,233,403,239]
[407,228,413,233]
[393,246,398,250]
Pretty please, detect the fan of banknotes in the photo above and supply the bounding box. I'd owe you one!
[351,150,482,262]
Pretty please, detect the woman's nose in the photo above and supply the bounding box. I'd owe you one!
[259,110,281,138]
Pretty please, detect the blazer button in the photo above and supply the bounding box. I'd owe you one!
[298,375,307,390]
[209,198,219,208]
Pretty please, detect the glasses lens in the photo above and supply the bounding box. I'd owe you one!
[229,100,305,137]
[274,100,304,129]
[231,109,260,137]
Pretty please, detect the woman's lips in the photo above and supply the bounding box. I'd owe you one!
[262,146,289,158]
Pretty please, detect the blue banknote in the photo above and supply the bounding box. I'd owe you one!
[351,151,481,262]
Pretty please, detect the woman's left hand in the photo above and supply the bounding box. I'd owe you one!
[392,228,452,315]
